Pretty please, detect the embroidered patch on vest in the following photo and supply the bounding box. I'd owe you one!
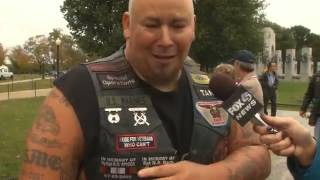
[97,71,138,89]
[105,108,122,124]
[193,85,215,99]
[99,96,152,107]
[128,107,150,126]
[190,73,210,85]
[116,134,156,152]
[99,156,139,179]
[196,101,228,127]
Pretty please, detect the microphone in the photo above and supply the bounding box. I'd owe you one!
[209,72,278,133]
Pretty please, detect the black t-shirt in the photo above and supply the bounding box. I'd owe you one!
[54,64,193,156]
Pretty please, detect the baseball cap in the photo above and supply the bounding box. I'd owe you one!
[231,50,256,64]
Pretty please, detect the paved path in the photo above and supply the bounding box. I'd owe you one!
[0,77,53,85]
[0,88,52,101]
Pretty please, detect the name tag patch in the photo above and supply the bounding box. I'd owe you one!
[116,134,156,152]
[99,96,151,107]
[196,101,228,127]
[193,86,214,99]
[97,72,137,89]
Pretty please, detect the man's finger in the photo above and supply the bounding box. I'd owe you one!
[269,137,292,152]
[261,115,292,131]
[138,164,177,178]
[253,124,269,135]
[260,131,284,144]
[277,144,295,156]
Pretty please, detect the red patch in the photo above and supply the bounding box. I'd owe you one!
[116,134,157,152]
[196,101,228,127]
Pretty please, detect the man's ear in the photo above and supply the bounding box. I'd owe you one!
[122,12,130,40]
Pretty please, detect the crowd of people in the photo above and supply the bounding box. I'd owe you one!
[19,0,319,179]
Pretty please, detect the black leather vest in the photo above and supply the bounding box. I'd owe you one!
[84,49,231,179]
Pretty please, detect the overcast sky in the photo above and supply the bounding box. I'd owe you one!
[1,0,320,48]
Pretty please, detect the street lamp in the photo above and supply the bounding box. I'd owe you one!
[41,54,45,79]
[55,38,61,78]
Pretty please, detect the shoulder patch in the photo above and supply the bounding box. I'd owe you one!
[196,101,228,127]
[190,73,210,85]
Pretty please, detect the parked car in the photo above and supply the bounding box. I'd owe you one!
[0,65,13,80]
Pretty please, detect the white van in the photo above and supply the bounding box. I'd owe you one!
[0,65,13,80]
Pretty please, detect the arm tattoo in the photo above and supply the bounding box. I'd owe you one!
[20,170,43,180]
[48,91,70,107]
[23,149,80,180]
[34,104,60,135]
[24,149,62,171]
[30,133,62,148]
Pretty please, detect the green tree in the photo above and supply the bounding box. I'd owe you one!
[306,33,320,72]
[0,43,5,65]
[290,25,310,49]
[48,29,88,70]
[61,0,266,70]
[191,0,266,70]
[24,35,50,78]
[61,0,127,57]
[9,46,35,73]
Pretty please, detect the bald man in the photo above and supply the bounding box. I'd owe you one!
[20,0,270,179]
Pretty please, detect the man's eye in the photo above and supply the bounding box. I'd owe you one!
[174,24,185,28]
[145,24,158,28]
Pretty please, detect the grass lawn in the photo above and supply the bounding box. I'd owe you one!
[0,97,44,178]
[277,80,309,106]
[0,79,53,93]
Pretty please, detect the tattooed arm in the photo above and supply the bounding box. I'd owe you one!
[219,121,271,180]
[20,87,85,180]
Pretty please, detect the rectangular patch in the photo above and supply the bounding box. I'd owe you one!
[196,101,228,127]
[116,134,156,152]
[98,96,152,107]
[193,85,215,100]
[97,71,138,89]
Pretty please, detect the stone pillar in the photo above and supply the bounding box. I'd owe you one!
[255,54,263,76]
[275,50,284,78]
[300,47,313,80]
[285,49,296,80]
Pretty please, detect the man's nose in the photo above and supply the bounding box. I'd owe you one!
[158,26,174,47]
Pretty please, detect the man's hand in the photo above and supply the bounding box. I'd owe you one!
[254,115,316,166]
[137,161,229,180]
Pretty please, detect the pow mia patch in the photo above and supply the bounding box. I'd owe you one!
[97,71,138,89]
[190,73,210,85]
[196,101,228,127]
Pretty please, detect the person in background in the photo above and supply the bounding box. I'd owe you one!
[213,63,235,79]
[19,0,270,179]
[230,49,264,104]
[261,62,279,116]
[254,115,319,180]
[300,70,320,140]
